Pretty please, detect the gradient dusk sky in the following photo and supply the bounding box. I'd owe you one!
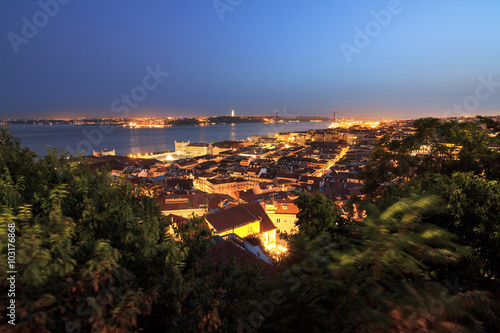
[1,0,499,119]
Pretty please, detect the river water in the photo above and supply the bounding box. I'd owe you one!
[5,121,329,156]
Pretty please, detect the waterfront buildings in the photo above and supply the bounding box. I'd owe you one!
[86,118,454,258]
[175,141,220,156]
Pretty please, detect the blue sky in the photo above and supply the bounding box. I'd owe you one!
[0,0,499,119]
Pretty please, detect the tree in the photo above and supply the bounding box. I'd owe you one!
[0,128,193,332]
[359,117,500,197]
[356,116,500,331]
[263,196,490,332]
[477,115,500,134]
[0,128,269,332]
[172,214,214,267]
[294,193,344,239]
[376,172,500,292]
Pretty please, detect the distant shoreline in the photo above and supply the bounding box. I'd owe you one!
[5,121,332,157]
[2,116,332,127]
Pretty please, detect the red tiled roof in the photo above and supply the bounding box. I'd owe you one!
[208,195,234,211]
[244,167,261,175]
[166,214,186,226]
[166,179,194,189]
[274,178,296,186]
[243,202,276,233]
[259,182,275,190]
[275,202,299,215]
[157,193,235,212]
[162,202,190,210]
[175,159,199,167]
[205,205,257,232]
[276,172,302,180]
[207,177,248,185]
[202,240,275,280]
[205,202,276,233]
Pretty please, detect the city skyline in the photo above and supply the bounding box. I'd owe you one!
[1,1,500,118]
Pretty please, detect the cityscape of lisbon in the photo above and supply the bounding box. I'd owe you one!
[2,1,500,332]
[2,111,500,331]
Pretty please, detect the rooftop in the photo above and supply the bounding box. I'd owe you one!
[205,202,276,233]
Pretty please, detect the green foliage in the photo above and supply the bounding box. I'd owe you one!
[477,115,500,134]
[0,128,225,332]
[0,129,176,332]
[2,117,499,332]
[376,172,500,292]
[355,117,500,331]
[190,253,265,333]
[294,193,344,239]
[172,214,214,267]
[265,196,488,332]
[359,117,500,196]
[244,233,263,247]
[0,127,271,332]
